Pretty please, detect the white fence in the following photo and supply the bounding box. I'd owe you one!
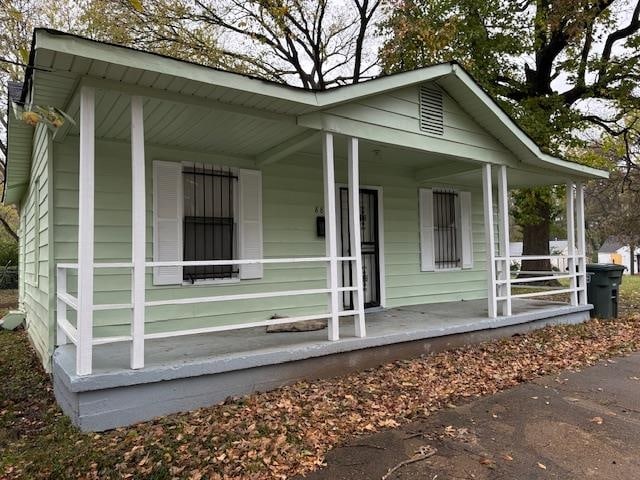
[56,256,364,375]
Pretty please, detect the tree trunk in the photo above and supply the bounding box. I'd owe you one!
[630,244,636,275]
[519,220,560,286]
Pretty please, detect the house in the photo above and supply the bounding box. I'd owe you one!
[509,240,569,272]
[4,29,608,431]
[598,237,638,274]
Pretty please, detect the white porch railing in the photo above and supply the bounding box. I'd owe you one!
[59,86,366,376]
[493,254,588,307]
[56,256,364,374]
[483,164,588,317]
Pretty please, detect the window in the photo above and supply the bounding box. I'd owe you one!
[433,190,460,269]
[153,161,263,286]
[182,163,238,283]
[419,188,473,272]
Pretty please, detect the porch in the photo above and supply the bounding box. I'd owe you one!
[54,86,592,380]
[53,298,591,431]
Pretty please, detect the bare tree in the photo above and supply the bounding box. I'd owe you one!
[83,0,384,89]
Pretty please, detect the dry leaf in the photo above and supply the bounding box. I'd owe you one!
[537,462,547,470]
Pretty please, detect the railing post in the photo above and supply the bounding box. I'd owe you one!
[347,137,366,337]
[497,165,511,316]
[131,96,146,369]
[322,132,340,340]
[77,85,95,376]
[566,182,578,306]
[575,182,587,305]
[56,267,68,345]
[482,164,497,318]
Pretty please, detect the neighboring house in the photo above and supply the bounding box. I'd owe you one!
[4,29,608,431]
[598,237,639,274]
[510,240,569,272]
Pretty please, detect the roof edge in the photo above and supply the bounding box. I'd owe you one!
[449,64,608,180]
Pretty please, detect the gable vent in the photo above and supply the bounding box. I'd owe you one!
[419,86,444,135]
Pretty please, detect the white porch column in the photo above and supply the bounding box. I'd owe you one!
[482,164,497,318]
[497,165,511,316]
[130,96,146,369]
[576,182,587,305]
[77,86,95,376]
[347,137,366,337]
[322,132,340,340]
[566,182,578,306]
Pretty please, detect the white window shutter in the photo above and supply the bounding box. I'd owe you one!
[460,191,474,269]
[153,161,183,285]
[419,188,435,272]
[239,169,263,279]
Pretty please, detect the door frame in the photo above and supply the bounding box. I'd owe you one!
[336,184,386,309]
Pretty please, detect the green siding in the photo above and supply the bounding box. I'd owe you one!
[19,123,52,368]
[53,136,490,339]
[324,83,511,158]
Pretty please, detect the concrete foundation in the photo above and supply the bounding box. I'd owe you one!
[52,299,591,431]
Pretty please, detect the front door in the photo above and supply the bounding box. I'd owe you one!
[339,188,380,309]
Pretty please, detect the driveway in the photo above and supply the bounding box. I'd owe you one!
[302,352,640,479]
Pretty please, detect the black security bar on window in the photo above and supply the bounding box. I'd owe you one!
[433,190,460,269]
[183,164,238,283]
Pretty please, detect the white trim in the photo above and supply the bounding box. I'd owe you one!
[482,164,497,318]
[152,160,183,285]
[76,85,94,376]
[238,168,264,279]
[144,310,359,341]
[323,132,340,341]
[347,137,365,337]
[182,277,241,287]
[56,265,68,346]
[130,95,146,369]
[497,165,511,316]
[336,183,386,310]
[145,286,357,307]
[566,182,578,306]
[459,190,474,269]
[576,183,587,306]
[418,188,435,272]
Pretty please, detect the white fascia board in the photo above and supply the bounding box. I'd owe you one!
[34,30,317,106]
[447,64,608,180]
[313,64,453,107]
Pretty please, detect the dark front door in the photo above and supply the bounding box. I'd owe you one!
[339,188,380,309]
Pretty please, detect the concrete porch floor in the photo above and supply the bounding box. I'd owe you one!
[53,298,592,431]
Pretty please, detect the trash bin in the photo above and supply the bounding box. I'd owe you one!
[585,264,626,319]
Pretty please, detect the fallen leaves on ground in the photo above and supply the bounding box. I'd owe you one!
[3,311,640,479]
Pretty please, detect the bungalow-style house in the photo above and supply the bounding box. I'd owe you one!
[5,29,608,431]
[598,237,638,274]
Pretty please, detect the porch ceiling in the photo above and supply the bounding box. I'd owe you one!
[61,89,308,157]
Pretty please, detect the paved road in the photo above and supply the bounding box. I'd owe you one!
[302,352,640,479]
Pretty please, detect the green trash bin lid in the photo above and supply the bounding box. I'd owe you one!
[586,263,627,272]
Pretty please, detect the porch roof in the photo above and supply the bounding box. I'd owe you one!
[5,28,608,205]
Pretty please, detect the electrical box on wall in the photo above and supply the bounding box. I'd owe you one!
[316,216,325,238]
